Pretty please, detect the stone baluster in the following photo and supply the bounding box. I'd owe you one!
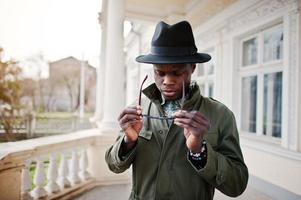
[58,152,71,189]
[79,149,91,181]
[21,160,33,200]
[69,150,81,185]
[31,158,47,199]
[46,154,60,194]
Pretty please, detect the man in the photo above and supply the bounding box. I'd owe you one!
[105,21,248,200]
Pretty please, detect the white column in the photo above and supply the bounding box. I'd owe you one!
[92,0,108,124]
[100,0,125,130]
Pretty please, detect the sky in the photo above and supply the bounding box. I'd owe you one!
[0,0,102,78]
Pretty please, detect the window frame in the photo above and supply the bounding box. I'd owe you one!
[238,23,284,142]
[195,47,216,98]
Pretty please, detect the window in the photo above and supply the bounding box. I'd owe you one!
[239,24,283,139]
[196,48,215,97]
[263,25,283,62]
[241,76,257,133]
[263,72,282,137]
[242,37,258,66]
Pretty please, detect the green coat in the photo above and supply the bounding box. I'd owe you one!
[105,83,248,200]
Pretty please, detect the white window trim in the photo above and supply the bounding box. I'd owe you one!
[240,135,301,162]
[240,33,260,68]
[195,47,216,97]
[238,23,284,143]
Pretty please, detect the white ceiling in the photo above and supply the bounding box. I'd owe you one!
[125,0,237,27]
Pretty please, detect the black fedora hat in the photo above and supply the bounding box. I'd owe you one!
[135,21,211,64]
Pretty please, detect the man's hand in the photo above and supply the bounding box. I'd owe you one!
[118,105,143,148]
[174,110,210,153]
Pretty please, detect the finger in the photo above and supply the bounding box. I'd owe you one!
[175,110,207,120]
[175,110,210,127]
[189,114,210,130]
[174,121,190,129]
[119,114,142,125]
[118,106,141,120]
[127,119,143,127]
[122,119,142,130]
[174,110,197,119]
[176,123,203,137]
[177,119,210,132]
[188,110,209,120]
[174,117,210,134]
[174,111,207,126]
[174,117,200,129]
[174,121,199,134]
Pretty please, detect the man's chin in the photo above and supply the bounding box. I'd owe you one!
[162,93,179,101]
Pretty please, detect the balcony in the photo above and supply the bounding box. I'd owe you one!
[0,129,131,200]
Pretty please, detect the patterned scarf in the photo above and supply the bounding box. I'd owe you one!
[160,81,196,126]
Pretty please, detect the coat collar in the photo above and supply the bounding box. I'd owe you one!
[142,81,203,109]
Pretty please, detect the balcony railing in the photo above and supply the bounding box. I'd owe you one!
[0,112,93,137]
[0,129,130,200]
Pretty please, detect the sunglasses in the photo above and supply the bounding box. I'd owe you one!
[138,75,185,120]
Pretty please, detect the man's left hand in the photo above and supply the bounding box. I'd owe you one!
[174,110,210,153]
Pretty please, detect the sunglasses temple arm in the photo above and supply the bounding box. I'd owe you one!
[141,114,175,120]
[138,75,148,106]
[181,81,185,109]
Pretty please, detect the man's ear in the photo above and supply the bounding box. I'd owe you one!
[191,64,196,73]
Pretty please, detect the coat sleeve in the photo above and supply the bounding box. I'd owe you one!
[188,108,249,197]
[105,98,149,174]
[105,132,137,174]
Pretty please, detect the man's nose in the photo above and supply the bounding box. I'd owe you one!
[163,74,175,85]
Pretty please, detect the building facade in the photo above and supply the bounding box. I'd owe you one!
[49,56,96,112]
[96,0,301,198]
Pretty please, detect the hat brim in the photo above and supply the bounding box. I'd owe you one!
[135,53,211,64]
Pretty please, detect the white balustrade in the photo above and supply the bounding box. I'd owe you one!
[79,149,91,181]
[31,158,47,199]
[69,150,81,185]
[46,154,60,194]
[21,160,33,200]
[58,152,71,189]
[0,129,101,199]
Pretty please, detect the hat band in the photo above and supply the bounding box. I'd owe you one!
[151,46,197,56]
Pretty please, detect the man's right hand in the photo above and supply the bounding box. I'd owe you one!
[118,105,143,147]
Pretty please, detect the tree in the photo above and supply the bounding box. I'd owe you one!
[0,47,23,135]
[22,53,53,112]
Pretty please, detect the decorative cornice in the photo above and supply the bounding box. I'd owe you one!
[229,0,297,32]
[195,0,298,44]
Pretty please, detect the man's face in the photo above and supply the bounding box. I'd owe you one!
[153,64,196,101]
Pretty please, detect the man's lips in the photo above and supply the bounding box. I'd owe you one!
[162,90,177,96]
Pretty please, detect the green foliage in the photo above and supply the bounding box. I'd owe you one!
[0,47,24,135]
